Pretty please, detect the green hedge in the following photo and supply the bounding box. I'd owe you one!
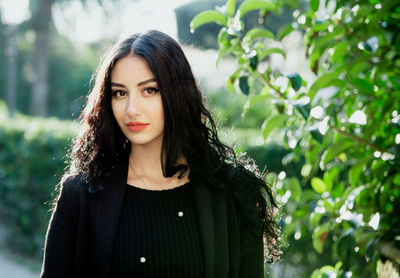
[0,102,78,258]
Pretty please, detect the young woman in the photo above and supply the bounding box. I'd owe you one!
[41,30,280,278]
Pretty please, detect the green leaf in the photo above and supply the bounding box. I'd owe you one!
[259,47,286,60]
[287,73,302,91]
[226,77,236,93]
[365,239,376,263]
[295,206,310,218]
[321,199,334,213]
[294,102,310,120]
[226,68,244,93]
[278,23,295,40]
[308,144,322,162]
[243,28,275,43]
[190,11,227,32]
[310,269,322,278]
[310,0,319,12]
[323,167,339,191]
[229,38,245,56]
[239,76,249,95]
[310,212,322,229]
[290,178,302,202]
[226,0,236,17]
[347,55,370,77]
[311,177,327,193]
[349,164,363,187]
[217,44,231,65]
[217,27,230,46]
[331,181,345,198]
[331,41,348,62]
[249,55,258,71]
[309,21,330,33]
[335,261,343,271]
[311,269,320,278]
[350,78,375,95]
[323,139,353,166]
[320,265,337,274]
[309,65,346,100]
[301,163,312,177]
[261,115,286,139]
[216,29,231,65]
[355,187,373,207]
[394,173,400,185]
[309,127,323,143]
[312,222,330,253]
[281,0,298,9]
[237,0,276,18]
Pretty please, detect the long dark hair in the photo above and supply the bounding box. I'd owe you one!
[67,30,280,262]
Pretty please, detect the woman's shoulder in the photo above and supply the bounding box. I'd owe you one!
[216,162,272,233]
[58,172,90,197]
[216,162,265,192]
[216,162,263,204]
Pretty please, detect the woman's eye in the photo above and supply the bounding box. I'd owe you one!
[112,90,126,97]
[144,87,159,95]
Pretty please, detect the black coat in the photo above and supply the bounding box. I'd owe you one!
[40,159,264,278]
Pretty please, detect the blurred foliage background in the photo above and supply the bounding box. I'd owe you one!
[0,0,399,277]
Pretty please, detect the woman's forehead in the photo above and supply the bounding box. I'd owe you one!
[111,55,155,84]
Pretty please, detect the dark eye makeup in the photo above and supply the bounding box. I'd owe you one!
[143,86,160,95]
[111,90,127,97]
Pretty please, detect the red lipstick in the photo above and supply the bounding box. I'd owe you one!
[127,122,149,132]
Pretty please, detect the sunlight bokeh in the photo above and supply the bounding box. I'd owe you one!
[0,0,30,24]
[52,0,192,43]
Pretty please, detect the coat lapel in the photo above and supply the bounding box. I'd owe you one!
[192,179,231,278]
[211,190,230,277]
[192,178,215,278]
[94,160,128,278]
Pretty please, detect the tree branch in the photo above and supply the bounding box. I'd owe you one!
[328,123,387,153]
[257,71,284,98]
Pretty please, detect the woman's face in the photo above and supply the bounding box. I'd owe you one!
[110,55,164,148]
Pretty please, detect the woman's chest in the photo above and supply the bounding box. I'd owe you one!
[109,183,205,278]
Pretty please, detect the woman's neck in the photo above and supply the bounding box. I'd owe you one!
[127,144,189,190]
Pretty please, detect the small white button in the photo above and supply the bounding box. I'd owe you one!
[178,211,184,217]
[140,257,146,263]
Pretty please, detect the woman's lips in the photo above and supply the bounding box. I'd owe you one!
[126,122,149,132]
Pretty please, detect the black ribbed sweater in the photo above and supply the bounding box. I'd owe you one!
[110,181,204,278]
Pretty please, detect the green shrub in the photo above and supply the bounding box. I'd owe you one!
[0,102,78,258]
[191,0,400,276]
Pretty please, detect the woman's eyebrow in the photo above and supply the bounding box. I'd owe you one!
[110,82,126,88]
[137,78,157,86]
[111,78,157,88]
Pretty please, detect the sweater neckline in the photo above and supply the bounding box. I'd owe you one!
[125,181,192,193]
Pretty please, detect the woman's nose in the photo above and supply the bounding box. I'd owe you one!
[126,94,141,117]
